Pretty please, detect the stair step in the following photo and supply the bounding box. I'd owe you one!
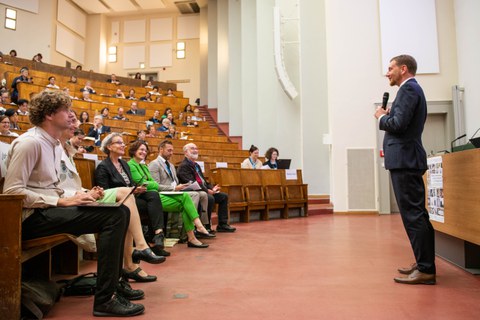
[308,203,334,216]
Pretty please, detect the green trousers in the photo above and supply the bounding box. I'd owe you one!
[159,193,199,232]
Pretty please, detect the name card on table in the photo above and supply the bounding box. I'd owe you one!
[216,162,228,168]
[285,169,297,180]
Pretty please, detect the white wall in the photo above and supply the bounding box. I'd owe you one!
[454,0,480,138]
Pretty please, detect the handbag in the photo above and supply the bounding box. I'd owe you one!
[57,272,97,296]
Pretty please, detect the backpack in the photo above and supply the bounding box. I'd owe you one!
[21,278,62,319]
[57,272,97,296]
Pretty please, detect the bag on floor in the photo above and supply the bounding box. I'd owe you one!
[57,272,97,296]
[21,278,62,319]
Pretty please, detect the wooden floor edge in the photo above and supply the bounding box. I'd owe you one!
[334,211,378,215]
[307,194,330,199]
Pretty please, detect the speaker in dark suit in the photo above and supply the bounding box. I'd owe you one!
[375,55,435,284]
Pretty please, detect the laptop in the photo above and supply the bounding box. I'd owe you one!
[79,186,136,207]
[277,159,291,170]
[470,137,480,148]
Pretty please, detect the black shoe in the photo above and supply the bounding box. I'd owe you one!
[187,241,209,248]
[205,225,216,234]
[116,279,144,301]
[123,268,157,283]
[216,224,236,233]
[132,248,166,264]
[150,246,171,257]
[151,232,165,249]
[93,294,144,317]
[195,230,216,239]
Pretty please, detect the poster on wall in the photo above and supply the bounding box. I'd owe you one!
[426,156,444,223]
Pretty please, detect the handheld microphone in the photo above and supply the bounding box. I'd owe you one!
[450,134,467,152]
[382,92,389,110]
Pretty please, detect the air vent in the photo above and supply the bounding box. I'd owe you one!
[175,1,200,14]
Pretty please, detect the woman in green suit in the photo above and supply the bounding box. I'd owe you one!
[127,140,215,248]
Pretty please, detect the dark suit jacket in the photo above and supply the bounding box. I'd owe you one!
[95,157,134,189]
[380,78,427,170]
[87,125,111,146]
[126,109,146,116]
[177,158,211,192]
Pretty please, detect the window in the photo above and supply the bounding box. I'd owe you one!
[176,42,185,59]
[108,46,117,63]
[5,8,16,30]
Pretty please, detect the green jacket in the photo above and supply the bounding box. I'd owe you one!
[127,159,159,192]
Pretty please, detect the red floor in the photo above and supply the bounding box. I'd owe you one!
[48,214,480,319]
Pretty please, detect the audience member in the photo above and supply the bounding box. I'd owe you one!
[134,73,142,80]
[95,133,170,257]
[100,107,110,119]
[191,108,204,121]
[146,125,156,137]
[166,113,176,126]
[140,92,152,102]
[184,104,193,114]
[16,99,29,115]
[80,81,96,94]
[9,49,17,57]
[144,80,153,89]
[46,76,60,90]
[165,126,177,139]
[32,53,43,63]
[0,90,10,108]
[112,107,128,121]
[241,145,262,169]
[5,108,21,130]
[68,75,78,83]
[126,102,145,115]
[127,89,137,100]
[62,87,76,100]
[177,143,236,233]
[263,147,280,169]
[162,107,172,119]
[127,141,213,248]
[88,115,111,146]
[149,110,161,124]
[0,115,19,137]
[75,65,82,71]
[182,115,198,127]
[136,130,147,141]
[3,90,144,316]
[79,111,90,124]
[149,86,161,96]
[166,88,175,97]
[157,118,170,132]
[113,88,126,99]
[107,74,121,85]
[69,128,88,154]
[149,140,211,230]
[11,67,33,103]
[82,91,94,102]
[155,96,162,103]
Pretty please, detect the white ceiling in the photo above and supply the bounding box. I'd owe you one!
[70,0,206,16]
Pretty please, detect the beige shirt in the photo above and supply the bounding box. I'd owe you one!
[4,127,64,221]
[241,157,263,169]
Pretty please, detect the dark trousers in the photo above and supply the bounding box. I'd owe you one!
[135,191,164,240]
[22,205,130,307]
[390,169,436,274]
[207,191,229,225]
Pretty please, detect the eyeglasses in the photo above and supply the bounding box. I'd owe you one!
[111,141,125,146]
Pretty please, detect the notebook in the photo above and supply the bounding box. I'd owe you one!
[79,186,136,207]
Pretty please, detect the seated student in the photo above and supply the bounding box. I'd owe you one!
[149,86,161,96]
[191,108,204,121]
[241,145,263,169]
[4,108,21,130]
[95,133,170,257]
[126,102,145,115]
[157,118,170,132]
[166,113,176,126]
[81,91,94,102]
[146,125,157,138]
[166,88,175,97]
[9,49,17,57]
[79,111,90,124]
[68,75,78,84]
[107,74,121,85]
[80,81,96,94]
[0,115,19,137]
[144,80,153,89]
[3,91,145,317]
[32,53,43,62]
[149,110,161,124]
[127,89,137,100]
[184,104,193,114]
[16,99,29,115]
[139,92,153,102]
[263,147,280,169]
[165,126,177,139]
[113,88,126,99]
[127,140,214,248]
[112,107,128,121]
[88,115,111,146]
[100,107,110,119]
[63,87,77,100]
[182,115,198,128]
[134,73,142,80]
[11,67,33,103]
[162,107,172,119]
[46,76,60,90]
[136,130,147,142]
[69,128,88,154]
[75,65,82,71]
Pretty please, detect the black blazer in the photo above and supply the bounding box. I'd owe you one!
[176,158,211,192]
[95,157,134,189]
[87,125,111,146]
[380,78,427,170]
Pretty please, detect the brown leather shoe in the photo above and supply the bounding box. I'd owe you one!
[398,263,417,275]
[394,270,436,285]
